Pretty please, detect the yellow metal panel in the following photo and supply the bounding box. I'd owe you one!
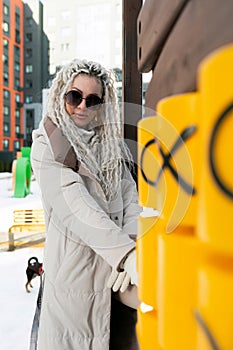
[156,93,200,229]
[137,308,162,350]
[197,44,233,253]
[137,215,160,309]
[196,253,233,349]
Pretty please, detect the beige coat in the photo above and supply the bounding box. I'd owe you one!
[30,117,142,350]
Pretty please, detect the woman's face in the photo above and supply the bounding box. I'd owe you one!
[65,74,103,129]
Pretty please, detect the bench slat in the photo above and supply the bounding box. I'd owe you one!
[8,209,46,251]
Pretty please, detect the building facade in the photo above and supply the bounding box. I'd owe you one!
[0,0,49,171]
[0,0,24,170]
[43,0,122,75]
[23,0,49,146]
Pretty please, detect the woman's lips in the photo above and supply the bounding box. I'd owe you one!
[74,113,87,119]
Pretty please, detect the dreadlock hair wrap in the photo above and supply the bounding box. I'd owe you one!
[46,58,133,201]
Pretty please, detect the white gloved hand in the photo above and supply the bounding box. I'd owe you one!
[107,269,131,293]
[122,249,138,286]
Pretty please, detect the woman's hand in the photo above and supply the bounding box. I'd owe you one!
[107,270,131,293]
[122,249,138,286]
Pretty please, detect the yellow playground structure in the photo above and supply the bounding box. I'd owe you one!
[137,44,233,349]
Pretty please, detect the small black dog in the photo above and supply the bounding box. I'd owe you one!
[26,257,43,293]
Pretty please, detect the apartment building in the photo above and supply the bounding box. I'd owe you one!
[0,0,24,170]
[23,0,49,146]
[0,0,49,171]
[43,0,122,74]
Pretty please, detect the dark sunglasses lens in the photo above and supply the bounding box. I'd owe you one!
[86,95,102,109]
[65,91,82,106]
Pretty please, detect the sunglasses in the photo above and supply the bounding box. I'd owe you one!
[65,90,103,110]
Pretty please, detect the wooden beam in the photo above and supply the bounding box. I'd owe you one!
[138,0,233,109]
[122,0,143,167]
[137,0,189,72]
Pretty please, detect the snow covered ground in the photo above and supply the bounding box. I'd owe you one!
[0,173,43,233]
[0,247,44,350]
[0,173,44,350]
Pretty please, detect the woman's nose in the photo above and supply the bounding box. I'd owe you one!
[78,99,87,110]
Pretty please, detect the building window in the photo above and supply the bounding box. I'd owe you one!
[3,89,10,99]
[15,109,20,118]
[25,64,33,73]
[4,106,9,116]
[15,29,20,43]
[25,96,33,103]
[4,122,10,135]
[3,55,8,77]
[15,94,22,108]
[3,22,9,33]
[3,139,9,150]
[26,126,33,137]
[14,77,20,90]
[15,94,20,103]
[25,33,32,42]
[15,12,20,26]
[26,109,34,142]
[2,53,8,65]
[26,109,34,119]
[4,72,9,85]
[15,125,20,133]
[25,80,33,88]
[26,17,33,26]
[14,62,20,72]
[14,45,20,57]
[25,48,32,58]
[3,38,8,48]
[3,38,9,86]
[3,4,9,15]
[61,43,69,51]
[14,141,20,151]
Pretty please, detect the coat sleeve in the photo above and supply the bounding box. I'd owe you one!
[121,167,142,238]
[31,133,135,269]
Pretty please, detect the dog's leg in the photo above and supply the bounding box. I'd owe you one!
[30,282,33,288]
[25,282,31,293]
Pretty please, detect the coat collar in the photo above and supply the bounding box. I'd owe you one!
[43,116,97,181]
[44,116,80,172]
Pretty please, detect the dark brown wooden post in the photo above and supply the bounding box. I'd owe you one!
[122,0,143,173]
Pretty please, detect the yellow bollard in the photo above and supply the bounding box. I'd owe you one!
[197,44,233,254]
[138,116,164,349]
[155,93,201,349]
[137,215,159,310]
[195,44,233,350]
[196,252,233,350]
[157,229,202,350]
[136,307,162,350]
[137,92,201,349]
[138,116,163,210]
[156,92,200,231]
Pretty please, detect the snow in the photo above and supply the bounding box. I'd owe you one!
[0,173,44,350]
[0,173,43,233]
[0,247,44,350]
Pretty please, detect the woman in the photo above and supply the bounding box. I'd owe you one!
[31,59,141,350]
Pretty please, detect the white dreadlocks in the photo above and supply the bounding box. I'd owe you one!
[46,58,133,201]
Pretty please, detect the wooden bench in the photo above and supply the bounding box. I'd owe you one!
[8,209,46,251]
